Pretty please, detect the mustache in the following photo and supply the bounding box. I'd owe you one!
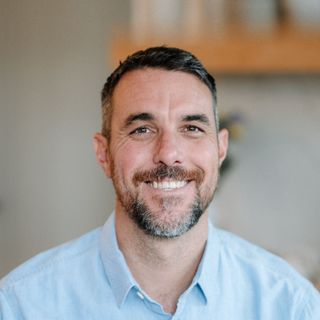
[133,164,205,186]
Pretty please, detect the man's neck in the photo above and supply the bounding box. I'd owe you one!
[115,206,208,314]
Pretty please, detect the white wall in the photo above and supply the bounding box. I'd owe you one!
[1,1,319,278]
[212,75,320,264]
[0,0,129,276]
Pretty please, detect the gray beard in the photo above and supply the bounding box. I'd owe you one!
[111,163,217,238]
[125,192,207,239]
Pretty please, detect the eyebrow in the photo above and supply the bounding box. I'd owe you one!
[124,112,154,127]
[123,112,211,128]
[182,114,211,126]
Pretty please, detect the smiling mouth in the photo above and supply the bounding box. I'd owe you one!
[146,180,189,190]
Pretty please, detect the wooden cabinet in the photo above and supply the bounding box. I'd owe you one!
[110,24,320,74]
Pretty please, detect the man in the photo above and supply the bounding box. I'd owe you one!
[0,47,319,319]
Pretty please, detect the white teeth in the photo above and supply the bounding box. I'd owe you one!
[150,180,187,190]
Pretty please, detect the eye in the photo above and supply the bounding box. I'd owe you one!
[130,126,152,135]
[183,125,204,133]
[187,125,200,132]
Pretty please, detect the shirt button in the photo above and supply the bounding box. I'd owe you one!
[136,291,144,300]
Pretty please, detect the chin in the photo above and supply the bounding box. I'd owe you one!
[129,196,204,239]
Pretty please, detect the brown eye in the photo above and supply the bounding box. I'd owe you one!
[130,126,151,135]
[184,125,203,133]
[187,126,200,132]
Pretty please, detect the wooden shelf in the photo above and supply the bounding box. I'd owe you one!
[110,26,320,74]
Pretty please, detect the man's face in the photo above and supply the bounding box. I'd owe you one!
[95,68,228,238]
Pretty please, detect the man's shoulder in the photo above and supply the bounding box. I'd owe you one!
[0,227,102,290]
[216,228,316,291]
[206,227,320,318]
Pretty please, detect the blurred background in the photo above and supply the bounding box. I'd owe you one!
[0,0,319,287]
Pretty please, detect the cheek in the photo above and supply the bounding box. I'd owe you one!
[112,144,152,179]
[192,146,220,184]
[192,141,219,166]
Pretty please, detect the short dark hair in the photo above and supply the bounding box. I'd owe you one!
[101,46,218,140]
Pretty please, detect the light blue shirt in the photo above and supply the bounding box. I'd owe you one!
[1,213,319,319]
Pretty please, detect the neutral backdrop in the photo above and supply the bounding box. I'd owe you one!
[1,0,319,278]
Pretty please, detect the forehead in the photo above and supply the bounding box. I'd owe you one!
[111,68,214,121]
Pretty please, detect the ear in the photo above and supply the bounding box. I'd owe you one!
[218,128,229,167]
[93,133,112,178]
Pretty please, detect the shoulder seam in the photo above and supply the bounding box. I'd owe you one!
[295,286,309,320]
[217,230,305,287]
[3,239,99,290]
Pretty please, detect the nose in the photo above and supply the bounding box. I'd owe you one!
[153,131,183,166]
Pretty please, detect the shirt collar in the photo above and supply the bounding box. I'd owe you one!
[99,212,138,307]
[99,213,221,307]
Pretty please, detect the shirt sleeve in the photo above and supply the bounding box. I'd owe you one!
[0,291,15,320]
